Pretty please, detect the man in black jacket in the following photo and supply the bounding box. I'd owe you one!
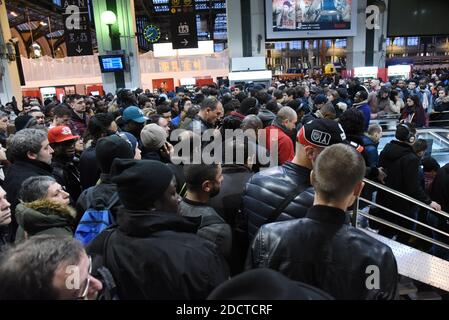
[4,128,54,241]
[188,97,223,135]
[76,134,134,223]
[79,113,117,190]
[48,126,82,203]
[373,124,441,244]
[247,144,398,300]
[243,119,346,239]
[87,159,229,299]
[428,163,449,259]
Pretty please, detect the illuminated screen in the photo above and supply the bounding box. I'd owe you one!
[265,0,358,39]
[98,55,125,73]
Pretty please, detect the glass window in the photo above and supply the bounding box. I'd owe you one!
[407,37,419,46]
[335,39,347,48]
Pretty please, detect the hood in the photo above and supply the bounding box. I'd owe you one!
[381,140,414,162]
[258,108,276,122]
[353,100,368,108]
[117,210,200,237]
[230,111,245,120]
[15,200,76,235]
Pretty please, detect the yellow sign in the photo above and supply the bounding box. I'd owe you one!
[325,63,336,74]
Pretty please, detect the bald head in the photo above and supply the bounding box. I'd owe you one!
[276,107,297,131]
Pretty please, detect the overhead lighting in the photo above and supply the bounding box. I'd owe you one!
[10,11,18,17]
[40,21,47,26]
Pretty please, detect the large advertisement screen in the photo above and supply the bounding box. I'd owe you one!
[265,0,358,40]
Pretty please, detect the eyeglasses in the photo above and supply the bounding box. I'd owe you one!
[76,256,92,300]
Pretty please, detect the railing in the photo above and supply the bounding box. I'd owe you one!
[353,178,449,292]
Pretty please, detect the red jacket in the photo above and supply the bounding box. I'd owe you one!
[265,125,295,165]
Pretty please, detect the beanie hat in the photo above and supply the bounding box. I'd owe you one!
[14,115,36,132]
[96,135,134,173]
[111,159,174,210]
[207,269,334,300]
[140,123,167,150]
[314,94,328,105]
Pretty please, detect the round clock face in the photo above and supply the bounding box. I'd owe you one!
[144,25,161,43]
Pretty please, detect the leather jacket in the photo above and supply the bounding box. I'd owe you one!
[243,162,315,239]
[247,205,398,300]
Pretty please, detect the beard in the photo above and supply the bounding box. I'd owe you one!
[209,184,220,198]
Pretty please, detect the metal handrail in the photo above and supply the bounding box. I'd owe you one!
[359,197,449,240]
[358,211,449,251]
[363,179,449,220]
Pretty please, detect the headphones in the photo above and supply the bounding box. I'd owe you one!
[397,123,416,144]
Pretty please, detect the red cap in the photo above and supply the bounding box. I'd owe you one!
[48,126,79,144]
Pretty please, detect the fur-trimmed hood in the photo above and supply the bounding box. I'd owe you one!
[15,199,76,238]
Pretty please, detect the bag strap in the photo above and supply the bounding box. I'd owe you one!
[106,192,120,210]
[266,185,308,224]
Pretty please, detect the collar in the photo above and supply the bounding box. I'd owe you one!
[306,205,348,225]
[283,161,312,176]
[99,173,112,183]
[14,159,53,173]
[182,197,208,207]
[272,119,292,136]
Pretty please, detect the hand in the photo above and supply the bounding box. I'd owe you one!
[377,167,387,184]
[161,142,174,159]
[430,201,442,212]
[75,140,84,153]
[0,146,6,161]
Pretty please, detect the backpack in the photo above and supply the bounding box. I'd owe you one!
[75,188,119,246]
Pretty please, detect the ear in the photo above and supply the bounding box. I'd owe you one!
[27,150,38,161]
[310,170,316,187]
[304,145,315,162]
[202,180,211,193]
[353,181,365,198]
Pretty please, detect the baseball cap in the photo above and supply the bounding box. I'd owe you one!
[140,123,167,150]
[297,119,346,148]
[122,106,148,123]
[48,126,79,144]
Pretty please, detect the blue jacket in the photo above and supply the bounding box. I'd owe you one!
[362,135,379,168]
[354,101,371,132]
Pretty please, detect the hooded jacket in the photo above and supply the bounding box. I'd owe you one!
[353,100,371,131]
[373,140,431,240]
[86,210,229,300]
[15,199,76,241]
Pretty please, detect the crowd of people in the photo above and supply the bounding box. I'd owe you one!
[0,69,448,300]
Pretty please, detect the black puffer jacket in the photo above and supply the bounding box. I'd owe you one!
[243,162,314,240]
[87,209,229,300]
[247,205,398,300]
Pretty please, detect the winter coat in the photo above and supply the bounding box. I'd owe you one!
[265,122,295,166]
[247,205,398,300]
[79,146,100,190]
[15,199,76,241]
[243,162,314,239]
[353,100,371,131]
[86,209,229,300]
[3,159,54,242]
[180,198,232,261]
[51,156,82,203]
[373,141,431,242]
